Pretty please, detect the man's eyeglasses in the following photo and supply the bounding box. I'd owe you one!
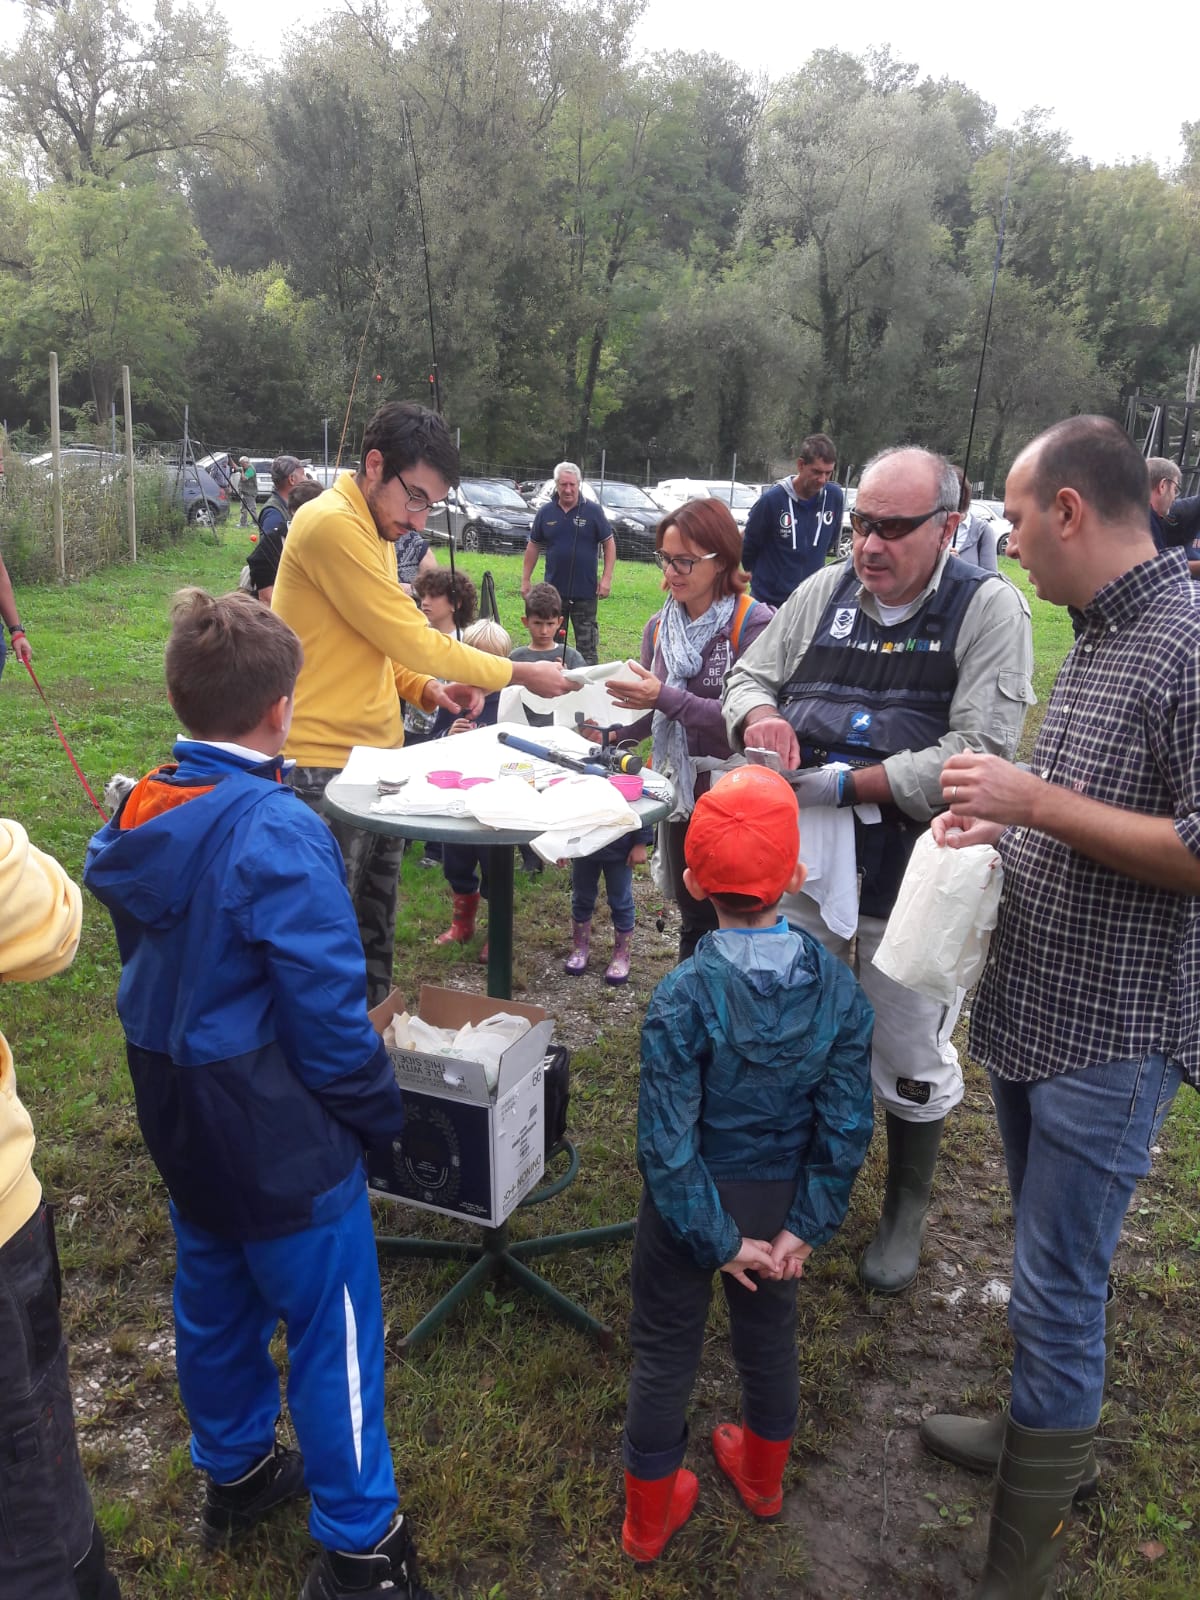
[848,507,952,543]
[393,470,433,513]
[655,550,718,576]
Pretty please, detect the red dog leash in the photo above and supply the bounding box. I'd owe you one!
[22,659,108,820]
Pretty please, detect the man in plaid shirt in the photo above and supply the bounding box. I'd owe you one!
[921,415,1198,1599]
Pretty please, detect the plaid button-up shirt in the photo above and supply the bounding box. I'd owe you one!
[972,549,1200,1088]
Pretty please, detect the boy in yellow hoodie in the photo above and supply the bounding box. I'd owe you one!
[0,819,121,1598]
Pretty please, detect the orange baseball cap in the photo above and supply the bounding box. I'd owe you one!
[685,765,800,907]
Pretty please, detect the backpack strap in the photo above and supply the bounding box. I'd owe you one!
[728,592,755,655]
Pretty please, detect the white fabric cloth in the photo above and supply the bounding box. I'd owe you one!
[872,830,1003,1006]
[785,893,964,1123]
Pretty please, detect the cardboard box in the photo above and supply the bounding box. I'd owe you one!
[366,986,552,1227]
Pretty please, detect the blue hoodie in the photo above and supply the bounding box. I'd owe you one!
[637,920,873,1269]
[742,476,845,606]
[84,741,405,1241]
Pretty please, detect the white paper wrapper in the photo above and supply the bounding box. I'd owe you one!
[871,830,1003,1005]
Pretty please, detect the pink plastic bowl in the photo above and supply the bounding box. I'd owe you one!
[426,770,462,789]
[608,773,644,801]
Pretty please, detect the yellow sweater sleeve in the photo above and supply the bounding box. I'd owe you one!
[0,821,83,983]
[0,820,82,1247]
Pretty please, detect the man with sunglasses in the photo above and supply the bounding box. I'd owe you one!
[273,401,569,1007]
[723,446,1033,1296]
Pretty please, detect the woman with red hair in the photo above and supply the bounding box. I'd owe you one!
[606,497,774,960]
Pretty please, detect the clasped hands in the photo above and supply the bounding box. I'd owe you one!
[721,1230,812,1291]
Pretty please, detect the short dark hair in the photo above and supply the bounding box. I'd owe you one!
[414,566,477,630]
[708,889,776,913]
[165,589,301,740]
[1026,417,1150,523]
[523,582,564,620]
[359,401,460,488]
[656,497,747,601]
[287,479,323,512]
[799,433,836,465]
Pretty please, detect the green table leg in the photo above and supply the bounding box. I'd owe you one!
[486,842,514,999]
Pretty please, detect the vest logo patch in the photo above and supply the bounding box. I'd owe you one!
[895,1077,932,1106]
[831,607,856,640]
[847,710,872,744]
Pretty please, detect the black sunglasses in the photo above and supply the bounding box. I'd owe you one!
[848,507,951,542]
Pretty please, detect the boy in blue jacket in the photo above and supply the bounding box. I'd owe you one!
[85,589,438,1600]
[621,764,874,1563]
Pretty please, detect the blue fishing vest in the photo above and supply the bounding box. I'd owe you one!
[779,559,994,915]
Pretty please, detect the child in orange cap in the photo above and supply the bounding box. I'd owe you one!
[620,765,874,1563]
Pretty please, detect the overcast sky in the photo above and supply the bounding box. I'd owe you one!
[5,0,1194,171]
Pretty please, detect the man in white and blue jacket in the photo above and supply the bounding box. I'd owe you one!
[742,434,843,607]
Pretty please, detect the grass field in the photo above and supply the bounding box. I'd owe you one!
[1,528,1197,1599]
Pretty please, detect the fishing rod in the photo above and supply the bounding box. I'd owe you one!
[962,139,1016,488]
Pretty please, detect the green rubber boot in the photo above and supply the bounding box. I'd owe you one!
[858,1113,944,1294]
[920,1283,1116,1500]
[973,1415,1094,1598]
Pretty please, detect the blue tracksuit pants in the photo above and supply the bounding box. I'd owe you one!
[170,1183,397,1552]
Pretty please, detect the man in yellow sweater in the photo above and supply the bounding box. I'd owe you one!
[273,401,568,1004]
[1,819,121,1598]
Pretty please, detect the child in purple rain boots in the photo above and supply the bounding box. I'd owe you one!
[564,820,653,985]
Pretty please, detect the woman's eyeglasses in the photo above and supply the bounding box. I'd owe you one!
[655,551,719,575]
[848,507,951,542]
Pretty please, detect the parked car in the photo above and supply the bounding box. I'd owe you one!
[649,478,756,531]
[524,477,660,560]
[170,463,231,526]
[974,499,1013,558]
[433,477,536,552]
[28,447,124,476]
[835,485,857,559]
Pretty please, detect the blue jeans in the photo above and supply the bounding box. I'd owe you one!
[571,854,634,931]
[991,1053,1181,1430]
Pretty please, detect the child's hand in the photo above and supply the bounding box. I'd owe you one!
[449,716,475,737]
[721,1237,775,1292]
[577,720,603,744]
[768,1230,813,1281]
[627,843,648,867]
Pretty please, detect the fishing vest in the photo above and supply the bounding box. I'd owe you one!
[779,559,994,916]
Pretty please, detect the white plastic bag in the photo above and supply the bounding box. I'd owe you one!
[871,830,1003,1005]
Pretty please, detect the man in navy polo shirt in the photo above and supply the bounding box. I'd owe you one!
[521,462,615,664]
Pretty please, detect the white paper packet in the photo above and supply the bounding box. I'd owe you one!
[871,829,1003,1005]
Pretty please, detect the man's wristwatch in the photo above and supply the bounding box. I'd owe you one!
[6,620,24,638]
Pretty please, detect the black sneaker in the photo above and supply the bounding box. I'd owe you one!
[299,1513,440,1599]
[200,1441,306,1550]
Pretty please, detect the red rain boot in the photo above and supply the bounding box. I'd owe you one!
[621,1468,699,1564]
[435,891,479,945]
[712,1422,792,1518]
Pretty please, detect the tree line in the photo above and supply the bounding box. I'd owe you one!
[2,0,1199,492]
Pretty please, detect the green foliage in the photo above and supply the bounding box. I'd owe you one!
[2,7,1199,484]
